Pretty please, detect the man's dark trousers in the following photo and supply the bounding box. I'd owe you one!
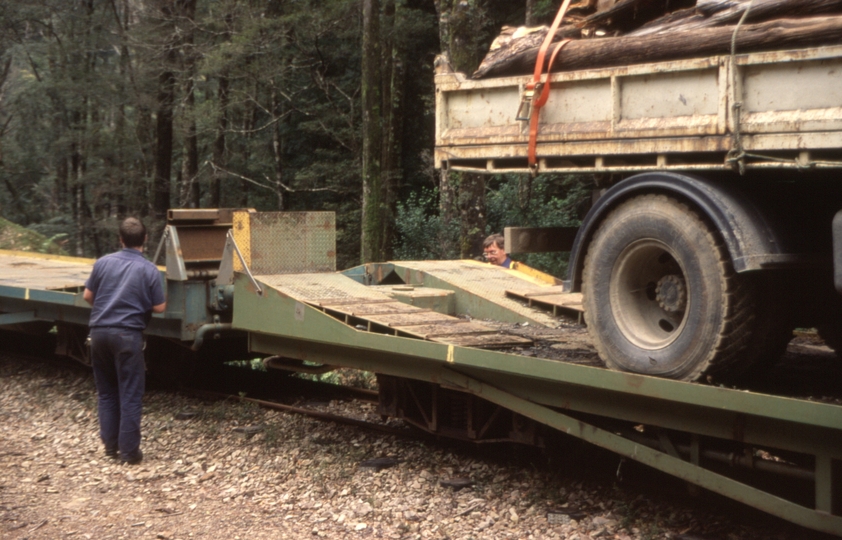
[90,327,145,462]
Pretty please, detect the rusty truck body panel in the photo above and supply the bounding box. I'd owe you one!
[435,45,842,174]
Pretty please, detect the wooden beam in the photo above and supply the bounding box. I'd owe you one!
[504,226,579,254]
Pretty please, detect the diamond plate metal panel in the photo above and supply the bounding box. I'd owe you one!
[233,212,335,275]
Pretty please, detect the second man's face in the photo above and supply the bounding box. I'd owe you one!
[483,245,507,266]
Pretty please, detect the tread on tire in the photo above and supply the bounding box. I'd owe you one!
[582,194,757,381]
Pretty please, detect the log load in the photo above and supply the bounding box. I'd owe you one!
[473,0,842,78]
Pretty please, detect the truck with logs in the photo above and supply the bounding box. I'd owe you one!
[434,42,842,382]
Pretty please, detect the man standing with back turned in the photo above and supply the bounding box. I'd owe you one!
[83,218,166,465]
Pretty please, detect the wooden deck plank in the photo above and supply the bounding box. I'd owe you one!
[429,333,534,349]
[506,289,584,315]
[366,312,456,327]
[325,302,427,316]
[396,321,498,339]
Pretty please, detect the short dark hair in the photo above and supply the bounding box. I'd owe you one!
[119,217,147,248]
[483,234,504,250]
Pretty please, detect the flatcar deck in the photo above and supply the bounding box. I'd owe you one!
[0,250,93,291]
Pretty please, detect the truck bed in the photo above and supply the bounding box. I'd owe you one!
[435,45,842,174]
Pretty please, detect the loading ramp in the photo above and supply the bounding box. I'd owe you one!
[354,259,581,326]
[254,272,532,348]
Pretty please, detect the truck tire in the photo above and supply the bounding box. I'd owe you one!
[582,194,755,381]
[727,277,793,381]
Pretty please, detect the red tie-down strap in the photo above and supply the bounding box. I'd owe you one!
[524,0,573,172]
[528,39,570,171]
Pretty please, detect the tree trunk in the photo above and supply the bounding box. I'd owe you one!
[211,12,233,209]
[270,81,287,211]
[55,156,68,213]
[434,0,488,259]
[180,77,199,208]
[379,0,403,261]
[238,81,257,208]
[71,140,85,256]
[457,171,486,258]
[361,0,384,263]
[525,0,537,26]
[136,105,154,216]
[211,75,228,209]
[153,68,175,222]
[178,0,199,208]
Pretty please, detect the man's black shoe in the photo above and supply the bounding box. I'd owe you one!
[122,449,143,465]
[105,447,119,460]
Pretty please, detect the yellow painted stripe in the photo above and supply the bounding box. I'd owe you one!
[509,261,563,286]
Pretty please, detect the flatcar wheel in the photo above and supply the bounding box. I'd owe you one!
[582,194,755,381]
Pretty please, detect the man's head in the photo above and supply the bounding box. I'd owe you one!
[119,217,147,249]
[482,234,508,266]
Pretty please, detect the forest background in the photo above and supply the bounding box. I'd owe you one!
[0,0,591,274]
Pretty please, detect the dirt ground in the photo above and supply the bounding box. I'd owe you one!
[2,341,838,540]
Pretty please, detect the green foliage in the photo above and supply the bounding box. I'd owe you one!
[0,0,552,267]
[393,188,460,261]
[0,216,67,254]
[393,175,593,279]
[295,368,377,390]
[484,174,593,277]
[224,358,267,372]
[532,0,562,22]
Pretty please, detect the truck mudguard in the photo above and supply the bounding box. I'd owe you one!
[565,172,796,292]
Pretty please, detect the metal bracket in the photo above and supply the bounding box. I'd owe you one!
[224,230,263,296]
[151,226,170,266]
[164,226,189,281]
[217,234,236,286]
[515,84,541,121]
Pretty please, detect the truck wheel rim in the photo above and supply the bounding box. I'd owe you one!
[610,239,689,350]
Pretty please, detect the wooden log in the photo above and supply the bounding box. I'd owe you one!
[476,24,582,77]
[582,0,695,33]
[473,15,842,79]
[632,0,842,35]
[477,0,688,79]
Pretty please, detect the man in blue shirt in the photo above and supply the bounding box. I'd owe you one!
[84,218,166,465]
[483,234,512,269]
